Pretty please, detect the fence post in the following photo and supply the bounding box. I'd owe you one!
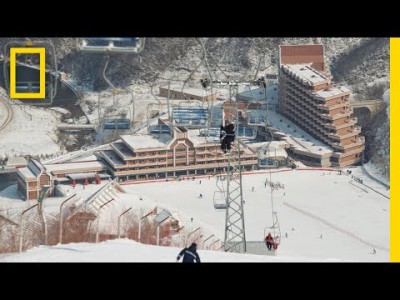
[19,204,39,253]
[59,194,76,244]
[186,227,201,246]
[96,199,114,243]
[118,207,132,239]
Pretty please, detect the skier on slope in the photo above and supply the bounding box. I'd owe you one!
[177,243,201,263]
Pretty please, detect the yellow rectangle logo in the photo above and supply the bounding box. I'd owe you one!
[10,47,46,99]
[390,38,398,262]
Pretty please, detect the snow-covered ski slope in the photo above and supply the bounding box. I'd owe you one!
[120,169,389,262]
[0,168,389,262]
[0,239,354,262]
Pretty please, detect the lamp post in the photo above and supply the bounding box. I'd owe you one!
[19,204,39,253]
[58,194,76,244]
[209,239,220,251]
[96,199,114,243]
[138,207,157,243]
[37,185,52,246]
[186,227,200,246]
[202,234,214,249]
[118,207,132,239]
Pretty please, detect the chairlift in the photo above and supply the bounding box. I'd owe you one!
[263,211,281,253]
[77,38,145,54]
[213,191,227,209]
[247,110,267,126]
[98,90,133,128]
[259,158,280,168]
[2,40,58,105]
[103,118,131,130]
[149,124,171,134]
[213,175,227,209]
[236,125,257,139]
[172,102,210,129]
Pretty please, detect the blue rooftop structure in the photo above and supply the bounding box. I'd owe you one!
[150,124,171,134]
[172,107,209,128]
[103,119,131,130]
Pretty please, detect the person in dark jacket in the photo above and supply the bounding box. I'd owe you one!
[220,121,235,153]
[176,243,201,263]
[265,232,274,251]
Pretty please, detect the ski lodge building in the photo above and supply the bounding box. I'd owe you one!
[278,44,365,167]
[17,119,259,200]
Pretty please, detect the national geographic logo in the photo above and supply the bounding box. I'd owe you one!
[10,47,46,99]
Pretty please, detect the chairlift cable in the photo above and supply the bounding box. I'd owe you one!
[102,55,118,91]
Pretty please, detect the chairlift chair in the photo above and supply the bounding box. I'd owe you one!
[77,38,145,54]
[149,124,171,134]
[236,125,257,139]
[263,211,281,253]
[213,191,227,209]
[213,175,227,209]
[3,40,58,105]
[171,102,210,129]
[98,90,133,129]
[247,110,267,126]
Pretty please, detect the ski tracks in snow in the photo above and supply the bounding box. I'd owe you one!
[283,202,389,252]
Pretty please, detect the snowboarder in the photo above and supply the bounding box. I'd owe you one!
[220,121,235,154]
[199,180,202,185]
[373,248,376,255]
[265,232,274,251]
[285,232,288,238]
[199,193,203,198]
[176,243,201,263]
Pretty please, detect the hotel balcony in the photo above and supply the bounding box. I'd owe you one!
[113,159,259,176]
[332,137,365,151]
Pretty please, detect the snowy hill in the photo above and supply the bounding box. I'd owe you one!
[0,167,388,262]
[0,239,355,262]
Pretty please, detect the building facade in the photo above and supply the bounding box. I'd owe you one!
[17,160,108,200]
[99,121,259,181]
[279,45,365,167]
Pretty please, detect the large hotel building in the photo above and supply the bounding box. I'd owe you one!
[279,45,365,167]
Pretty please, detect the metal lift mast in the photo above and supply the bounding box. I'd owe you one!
[213,81,247,253]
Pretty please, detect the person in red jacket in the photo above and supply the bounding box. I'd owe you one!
[265,232,274,251]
